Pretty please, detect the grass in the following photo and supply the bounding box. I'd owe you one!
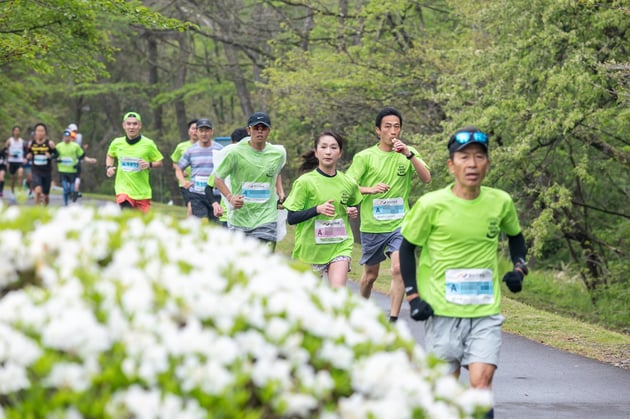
[80,195,630,369]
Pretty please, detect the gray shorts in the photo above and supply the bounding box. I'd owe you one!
[230,221,277,243]
[359,228,403,265]
[424,314,505,374]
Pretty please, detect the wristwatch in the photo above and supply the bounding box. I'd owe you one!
[406,151,415,160]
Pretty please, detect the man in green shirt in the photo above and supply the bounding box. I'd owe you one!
[399,127,528,419]
[213,112,286,249]
[106,112,164,213]
[170,119,198,216]
[56,129,95,205]
[346,107,431,322]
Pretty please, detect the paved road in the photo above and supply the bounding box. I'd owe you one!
[349,281,630,419]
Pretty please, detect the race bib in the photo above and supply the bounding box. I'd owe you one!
[241,182,270,203]
[314,219,347,244]
[120,157,141,172]
[445,269,494,305]
[33,155,48,166]
[60,157,74,165]
[193,175,209,193]
[372,198,404,220]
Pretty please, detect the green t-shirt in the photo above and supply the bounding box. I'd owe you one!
[346,144,428,233]
[401,185,522,318]
[56,141,84,174]
[283,169,362,265]
[107,136,163,200]
[170,140,194,187]
[213,140,286,229]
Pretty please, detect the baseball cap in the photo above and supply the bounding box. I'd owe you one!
[196,118,213,129]
[68,123,78,131]
[247,112,271,128]
[63,129,72,136]
[447,127,489,154]
[123,112,142,122]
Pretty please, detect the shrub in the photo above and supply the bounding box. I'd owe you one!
[0,204,490,418]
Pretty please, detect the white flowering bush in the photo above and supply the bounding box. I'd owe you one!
[0,204,491,418]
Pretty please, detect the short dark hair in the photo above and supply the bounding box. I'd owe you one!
[230,127,249,144]
[375,107,402,128]
[33,122,48,133]
[187,119,198,129]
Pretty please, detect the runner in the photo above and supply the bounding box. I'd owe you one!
[283,131,362,288]
[170,119,198,216]
[346,106,431,322]
[25,122,58,206]
[66,123,85,199]
[175,118,223,222]
[5,126,26,197]
[0,144,6,199]
[399,126,529,419]
[213,112,286,249]
[56,129,94,205]
[105,112,164,212]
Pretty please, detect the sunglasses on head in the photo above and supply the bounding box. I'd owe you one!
[452,131,488,145]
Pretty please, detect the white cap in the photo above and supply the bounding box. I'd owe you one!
[68,123,78,131]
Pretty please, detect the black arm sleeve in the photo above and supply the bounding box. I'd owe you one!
[508,232,527,264]
[399,238,419,296]
[287,207,318,225]
[204,185,220,204]
[50,147,59,159]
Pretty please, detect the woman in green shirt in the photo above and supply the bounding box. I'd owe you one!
[283,131,362,288]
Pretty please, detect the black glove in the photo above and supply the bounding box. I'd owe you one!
[409,297,434,321]
[502,270,524,293]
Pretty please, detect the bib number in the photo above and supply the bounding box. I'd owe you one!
[33,155,48,166]
[61,157,74,165]
[193,175,209,193]
[120,157,141,172]
[372,198,404,220]
[242,182,270,203]
[445,269,494,305]
[314,219,347,244]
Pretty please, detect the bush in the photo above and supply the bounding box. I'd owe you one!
[0,205,490,418]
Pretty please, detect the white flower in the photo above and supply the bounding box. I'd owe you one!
[45,362,91,392]
[0,362,30,394]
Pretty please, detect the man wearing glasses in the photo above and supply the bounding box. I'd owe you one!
[213,112,286,249]
[399,126,528,419]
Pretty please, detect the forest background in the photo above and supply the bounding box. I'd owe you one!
[1,0,628,333]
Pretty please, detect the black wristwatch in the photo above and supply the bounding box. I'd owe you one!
[406,151,415,160]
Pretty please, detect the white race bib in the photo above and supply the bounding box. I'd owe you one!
[372,197,404,220]
[60,157,74,165]
[314,219,347,244]
[33,155,48,166]
[120,157,141,172]
[445,269,494,305]
[193,175,209,193]
[241,182,270,203]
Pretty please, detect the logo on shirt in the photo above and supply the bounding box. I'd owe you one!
[397,164,407,176]
[486,218,500,239]
[265,165,276,177]
[340,191,350,206]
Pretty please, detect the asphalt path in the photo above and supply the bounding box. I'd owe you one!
[348,281,630,419]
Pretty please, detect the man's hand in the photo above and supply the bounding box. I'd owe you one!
[502,270,524,293]
[409,297,434,321]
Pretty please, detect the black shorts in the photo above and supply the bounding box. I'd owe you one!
[180,187,191,204]
[32,171,52,195]
[189,192,220,222]
[75,161,82,176]
[0,163,5,172]
[8,163,23,175]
